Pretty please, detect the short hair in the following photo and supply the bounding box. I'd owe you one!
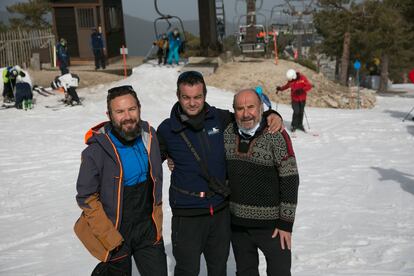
[107,85,141,114]
[176,71,207,97]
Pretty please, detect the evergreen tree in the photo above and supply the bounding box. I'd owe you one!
[358,0,414,90]
[314,0,363,86]
[7,0,51,30]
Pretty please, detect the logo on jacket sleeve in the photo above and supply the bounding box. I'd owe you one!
[207,127,220,135]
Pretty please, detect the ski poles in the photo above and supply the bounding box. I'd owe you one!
[402,106,414,122]
[304,110,311,130]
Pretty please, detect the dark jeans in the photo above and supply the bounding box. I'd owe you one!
[231,225,291,276]
[172,206,231,276]
[93,48,106,69]
[291,100,306,130]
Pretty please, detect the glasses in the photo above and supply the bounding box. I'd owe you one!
[177,71,204,82]
[107,85,135,94]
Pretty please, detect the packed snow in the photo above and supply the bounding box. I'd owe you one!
[0,63,413,276]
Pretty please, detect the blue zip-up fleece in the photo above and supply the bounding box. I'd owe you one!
[74,120,163,262]
[109,131,149,186]
[157,102,233,215]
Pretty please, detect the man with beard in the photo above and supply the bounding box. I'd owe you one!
[74,85,167,276]
[224,89,299,276]
[157,71,283,276]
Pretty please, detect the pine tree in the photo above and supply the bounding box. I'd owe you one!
[7,0,51,30]
[314,0,363,86]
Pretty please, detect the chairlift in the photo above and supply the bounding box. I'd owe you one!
[236,12,269,55]
[153,0,186,41]
[269,5,291,34]
[144,0,186,62]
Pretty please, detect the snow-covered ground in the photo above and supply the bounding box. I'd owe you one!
[1,63,413,276]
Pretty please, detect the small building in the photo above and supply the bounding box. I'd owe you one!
[50,0,126,63]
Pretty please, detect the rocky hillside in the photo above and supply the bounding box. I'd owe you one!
[205,58,376,109]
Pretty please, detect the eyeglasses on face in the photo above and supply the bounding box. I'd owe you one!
[107,85,135,94]
[177,71,204,82]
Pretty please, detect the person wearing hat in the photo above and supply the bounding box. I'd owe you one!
[2,65,25,104]
[276,69,312,132]
[90,27,106,70]
[56,38,70,75]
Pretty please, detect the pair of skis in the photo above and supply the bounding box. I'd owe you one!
[33,86,55,97]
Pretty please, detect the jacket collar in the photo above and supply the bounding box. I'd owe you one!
[169,102,215,132]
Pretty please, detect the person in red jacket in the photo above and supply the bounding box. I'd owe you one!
[276,69,312,132]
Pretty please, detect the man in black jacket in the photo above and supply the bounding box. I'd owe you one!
[157,71,283,276]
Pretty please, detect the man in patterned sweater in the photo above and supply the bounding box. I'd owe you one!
[224,88,299,276]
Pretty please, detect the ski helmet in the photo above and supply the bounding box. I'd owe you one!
[14,65,22,72]
[286,69,297,81]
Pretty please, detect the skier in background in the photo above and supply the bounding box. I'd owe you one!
[2,65,25,103]
[276,69,312,132]
[51,71,81,105]
[14,75,33,110]
[167,28,182,65]
[153,33,169,65]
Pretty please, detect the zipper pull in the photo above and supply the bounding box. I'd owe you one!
[210,204,214,216]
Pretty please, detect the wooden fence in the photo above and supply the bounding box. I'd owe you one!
[0,29,55,68]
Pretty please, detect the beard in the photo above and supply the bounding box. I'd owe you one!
[112,118,141,141]
[236,114,262,135]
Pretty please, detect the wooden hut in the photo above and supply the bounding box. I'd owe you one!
[50,0,126,63]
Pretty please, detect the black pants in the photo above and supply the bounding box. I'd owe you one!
[231,225,291,276]
[15,83,33,109]
[172,206,231,276]
[3,80,15,100]
[66,87,80,103]
[93,183,167,276]
[93,48,106,69]
[291,100,306,130]
[157,48,166,65]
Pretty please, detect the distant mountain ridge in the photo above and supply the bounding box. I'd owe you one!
[124,14,200,56]
[124,14,237,56]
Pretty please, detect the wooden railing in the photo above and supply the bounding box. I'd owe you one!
[0,29,55,68]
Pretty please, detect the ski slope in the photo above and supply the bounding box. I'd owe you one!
[1,63,413,275]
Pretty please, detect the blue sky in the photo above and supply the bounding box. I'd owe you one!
[1,0,286,22]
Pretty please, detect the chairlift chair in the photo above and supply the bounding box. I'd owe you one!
[236,13,268,55]
[144,0,186,62]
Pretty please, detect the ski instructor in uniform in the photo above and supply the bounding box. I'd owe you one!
[74,85,167,276]
[276,69,312,132]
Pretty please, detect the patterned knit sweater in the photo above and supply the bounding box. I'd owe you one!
[224,123,299,232]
